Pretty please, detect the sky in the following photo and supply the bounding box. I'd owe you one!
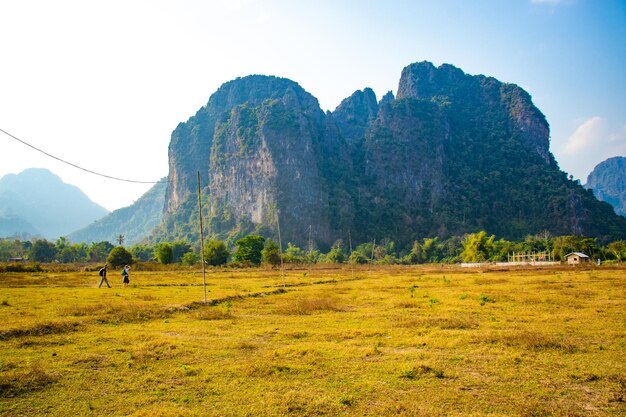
[1,0,625,211]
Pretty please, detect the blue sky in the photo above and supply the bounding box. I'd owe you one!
[1,0,624,210]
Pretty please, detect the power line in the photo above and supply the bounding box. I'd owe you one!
[0,127,165,184]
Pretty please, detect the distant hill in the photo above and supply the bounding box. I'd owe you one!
[151,61,626,248]
[0,168,109,239]
[585,156,626,217]
[68,179,166,245]
[0,213,41,237]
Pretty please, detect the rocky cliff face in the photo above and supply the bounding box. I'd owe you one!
[164,76,351,247]
[585,156,626,217]
[397,61,552,165]
[158,62,626,248]
[332,88,378,145]
[207,80,335,245]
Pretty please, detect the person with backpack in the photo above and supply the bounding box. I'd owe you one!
[122,265,131,287]
[98,264,110,288]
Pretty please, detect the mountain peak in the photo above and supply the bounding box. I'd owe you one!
[332,88,379,144]
[0,168,108,239]
[208,74,319,113]
[395,61,552,165]
[0,167,63,187]
[585,156,626,217]
[397,61,466,100]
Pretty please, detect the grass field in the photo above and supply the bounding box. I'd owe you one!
[0,264,624,416]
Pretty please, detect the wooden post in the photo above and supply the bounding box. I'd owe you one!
[371,239,376,262]
[348,230,354,279]
[277,214,285,287]
[197,171,207,304]
[308,225,312,284]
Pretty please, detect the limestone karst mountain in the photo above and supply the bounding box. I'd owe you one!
[585,156,626,217]
[152,62,626,248]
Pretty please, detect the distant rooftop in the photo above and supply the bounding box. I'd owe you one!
[565,252,589,258]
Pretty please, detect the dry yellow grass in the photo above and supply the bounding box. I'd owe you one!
[0,265,624,416]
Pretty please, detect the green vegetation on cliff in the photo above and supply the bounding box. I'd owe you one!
[155,63,626,251]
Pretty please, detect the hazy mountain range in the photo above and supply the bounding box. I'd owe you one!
[0,168,108,239]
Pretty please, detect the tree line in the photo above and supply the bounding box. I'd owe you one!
[1,231,625,267]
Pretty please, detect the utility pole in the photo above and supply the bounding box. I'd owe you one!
[371,239,376,262]
[197,171,207,304]
[308,225,312,284]
[277,214,285,287]
[348,230,354,279]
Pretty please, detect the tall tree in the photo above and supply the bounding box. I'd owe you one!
[204,240,230,266]
[29,240,57,262]
[233,235,265,265]
[154,243,174,264]
[107,246,133,267]
[262,238,282,266]
[89,241,114,262]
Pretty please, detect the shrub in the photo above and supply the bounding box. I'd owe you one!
[233,235,264,265]
[88,241,115,262]
[170,241,192,263]
[106,246,133,268]
[204,240,229,266]
[0,262,42,273]
[181,251,199,266]
[129,244,154,262]
[262,239,282,266]
[154,243,173,264]
[283,243,305,263]
[349,251,368,264]
[327,247,345,264]
[29,240,57,263]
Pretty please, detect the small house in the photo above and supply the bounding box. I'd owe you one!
[7,257,26,262]
[565,252,590,265]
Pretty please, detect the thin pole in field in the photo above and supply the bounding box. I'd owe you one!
[371,239,376,261]
[308,224,312,284]
[277,214,285,287]
[348,230,354,279]
[197,171,207,304]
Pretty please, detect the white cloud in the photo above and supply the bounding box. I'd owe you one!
[559,117,626,181]
[564,116,608,154]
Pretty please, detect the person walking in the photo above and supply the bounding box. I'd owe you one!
[122,265,131,287]
[98,264,111,288]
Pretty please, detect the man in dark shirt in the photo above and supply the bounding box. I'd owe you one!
[98,264,111,288]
